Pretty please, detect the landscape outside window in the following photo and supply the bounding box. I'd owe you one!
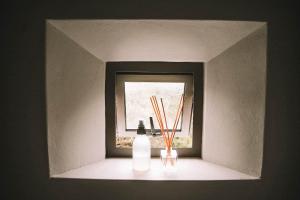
[117,82,193,148]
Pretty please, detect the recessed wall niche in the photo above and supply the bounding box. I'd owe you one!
[46,20,267,180]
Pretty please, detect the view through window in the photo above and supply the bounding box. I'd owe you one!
[124,82,184,130]
[116,75,194,149]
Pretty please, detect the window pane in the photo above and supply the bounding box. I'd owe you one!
[117,136,192,149]
[124,82,185,130]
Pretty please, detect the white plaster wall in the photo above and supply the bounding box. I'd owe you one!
[49,20,264,62]
[202,26,267,177]
[45,20,266,178]
[46,23,106,176]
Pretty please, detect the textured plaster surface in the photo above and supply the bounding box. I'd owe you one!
[7,2,297,199]
[46,23,106,175]
[46,20,266,178]
[54,158,256,180]
[49,20,264,62]
[203,26,267,177]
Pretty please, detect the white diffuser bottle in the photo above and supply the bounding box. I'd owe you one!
[132,120,151,171]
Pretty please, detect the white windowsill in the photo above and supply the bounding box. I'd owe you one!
[52,158,258,180]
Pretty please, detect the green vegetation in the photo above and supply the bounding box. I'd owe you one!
[116,135,192,148]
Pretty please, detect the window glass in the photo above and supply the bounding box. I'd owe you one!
[124,82,184,130]
[117,81,192,149]
[116,136,192,149]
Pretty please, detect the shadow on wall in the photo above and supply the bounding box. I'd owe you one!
[203,25,267,177]
[47,23,106,175]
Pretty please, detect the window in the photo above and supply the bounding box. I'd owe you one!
[116,74,193,149]
[106,62,203,157]
[124,81,186,131]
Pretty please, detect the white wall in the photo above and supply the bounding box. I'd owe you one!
[46,20,266,177]
[46,23,106,175]
[202,26,267,177]
[50,20,264,62]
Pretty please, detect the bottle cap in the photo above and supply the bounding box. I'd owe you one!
[137,120,146,135]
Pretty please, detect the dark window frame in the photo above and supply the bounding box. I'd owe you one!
[105,62,204,157]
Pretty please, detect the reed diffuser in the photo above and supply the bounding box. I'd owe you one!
[150,95,184,170]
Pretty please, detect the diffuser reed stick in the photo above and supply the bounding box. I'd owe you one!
[150,95,184,151]
[160,98,170,147]
[150,97,168,147]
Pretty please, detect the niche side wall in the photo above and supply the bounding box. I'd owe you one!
[46,22,106,176]
[202,25,267,177]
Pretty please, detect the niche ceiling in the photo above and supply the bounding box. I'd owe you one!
[49,20,265,62]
